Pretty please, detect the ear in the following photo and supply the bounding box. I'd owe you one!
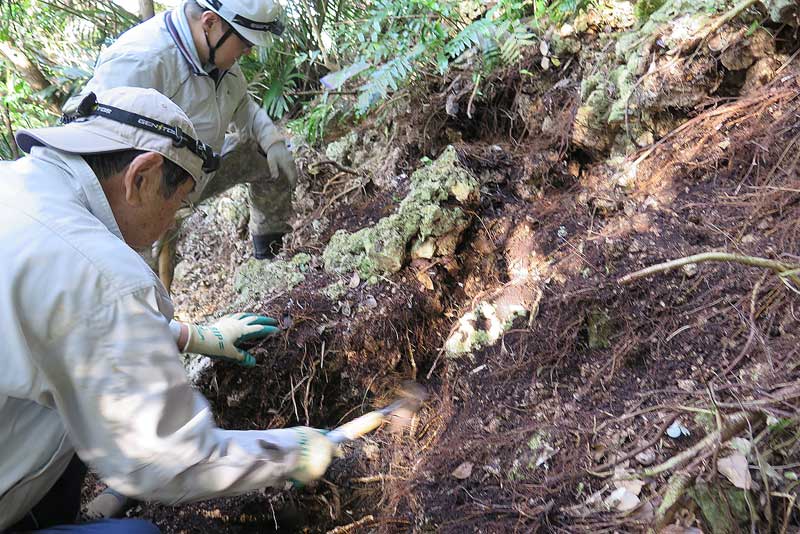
[122,152,164,207]
[200,10,220,30]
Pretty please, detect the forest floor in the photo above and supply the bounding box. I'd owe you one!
[82,5,800,533]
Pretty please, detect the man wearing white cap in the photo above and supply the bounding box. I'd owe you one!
[0,87,334,533]
[66,0,298,285]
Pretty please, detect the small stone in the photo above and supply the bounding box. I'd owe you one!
[681,263,698,277]
[635,449,656,466]
[349,271,361,288]
[452,462,474,479]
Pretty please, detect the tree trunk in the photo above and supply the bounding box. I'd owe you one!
[138,0,155,21]
[0,38,60,114]
[2,103,20,160]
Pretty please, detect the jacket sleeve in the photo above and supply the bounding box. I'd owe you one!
[230,86,286,151]
[38,286,300,504]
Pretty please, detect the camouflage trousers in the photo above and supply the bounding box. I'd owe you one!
[143,134,295,271]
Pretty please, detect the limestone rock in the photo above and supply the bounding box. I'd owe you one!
[322,146,479,279]
[233,253,311,302]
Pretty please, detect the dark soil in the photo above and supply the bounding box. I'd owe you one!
[83,41,800,534]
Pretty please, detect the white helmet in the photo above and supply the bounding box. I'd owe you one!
[197,0,284,48]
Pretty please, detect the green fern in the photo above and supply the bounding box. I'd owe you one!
[356,48,420,115]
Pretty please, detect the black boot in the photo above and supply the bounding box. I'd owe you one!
[252,233,285,260]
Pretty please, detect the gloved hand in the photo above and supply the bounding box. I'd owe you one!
[182,313,278,367]
[265,141,298,188]
[286,427,336,485]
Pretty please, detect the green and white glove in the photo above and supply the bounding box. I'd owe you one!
[265,141,298,188]
[182,313,278,367]
[286,427,336,485]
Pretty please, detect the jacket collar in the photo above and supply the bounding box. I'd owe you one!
[166,2,236,79]
[30,146,124,241]
[166,4,207,76]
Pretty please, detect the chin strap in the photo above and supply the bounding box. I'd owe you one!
[204,26,235,69]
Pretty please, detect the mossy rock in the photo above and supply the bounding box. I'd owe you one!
[322,146,479,279]
[689,481,750,534]
[233,253,311,302]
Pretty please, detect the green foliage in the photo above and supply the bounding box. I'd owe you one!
[0,0,138,160]
[634,0,668,21]
[1,0,595,153]
[288,95,339,145]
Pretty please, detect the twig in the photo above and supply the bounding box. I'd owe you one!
[690,0,759,57]
[642,412,760,478]
[618,252,798,285]
[718,278,762,378]
[319,180,367,218]
[467,73,481,119]
[425,347,446,380]
[325,515,375,534]
[591,413,679,476]
[350,473,400,484]
[773,492,797,534]
[308,159,360,176]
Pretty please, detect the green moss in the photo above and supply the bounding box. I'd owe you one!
[233,253,310,303]
[322,146,479,279]
[323,280,348,301]
[587,308,612,349]
[634,0,667,21]
[689,481,750,534]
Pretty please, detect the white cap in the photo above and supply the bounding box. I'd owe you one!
[197,0,284,47]
[16,87,207,184]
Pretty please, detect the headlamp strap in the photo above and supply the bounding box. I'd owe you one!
[60,92,220,173]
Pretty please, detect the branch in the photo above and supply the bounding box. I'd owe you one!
[642,411,761,478]
[618,252,798,285]
[0,38,60,114]
[2,103,20,159]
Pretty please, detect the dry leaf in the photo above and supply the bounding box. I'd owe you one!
[605,487,640,512]
[349,271,361,288]
[452,462,474,479]
[541,56,550,70]
[416,270,434,291]
[539,40,550,56]
[718,453,751,489]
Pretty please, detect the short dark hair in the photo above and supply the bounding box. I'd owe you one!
[82,149,193,198]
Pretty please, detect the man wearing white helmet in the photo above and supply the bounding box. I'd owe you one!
[0,87,335,533]
[66,0,298,285]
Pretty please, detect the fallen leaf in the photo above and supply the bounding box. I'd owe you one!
[613,466,644,495]
[605,487,640,512]
[718,453,751,489]
[452,462,474,479]
[539,40,550,56]
[416,270,434,291]
[541,56,550,70]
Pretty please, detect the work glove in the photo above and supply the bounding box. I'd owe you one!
[286,427,336,485]
[264,141,298,188]
[183,313,278,367]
